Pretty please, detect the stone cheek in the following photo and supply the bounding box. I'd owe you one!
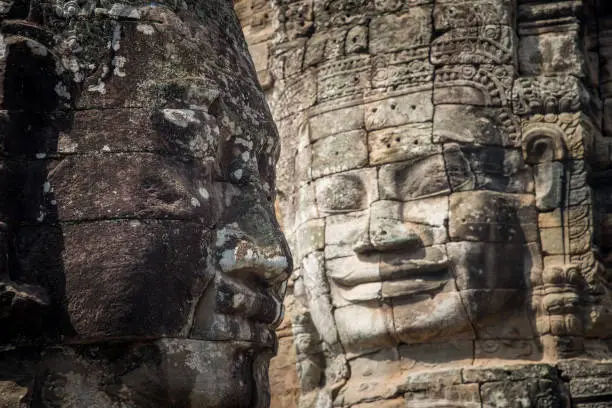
[0,340,263,408]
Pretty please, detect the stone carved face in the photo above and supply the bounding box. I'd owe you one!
[0,1,290,406]
[294,101,536,352]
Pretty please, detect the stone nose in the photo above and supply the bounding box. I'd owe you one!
[352,217,423,254]
[215,201,292,287]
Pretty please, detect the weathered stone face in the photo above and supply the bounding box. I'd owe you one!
[0,0,290,406]
[291,91,540,358]
[237,0,612,406]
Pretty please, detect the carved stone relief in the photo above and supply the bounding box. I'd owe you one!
[236,0,612,407]
[0,0,291,406]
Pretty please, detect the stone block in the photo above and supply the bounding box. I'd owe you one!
[434,65,515,107]
[431,26,516,65]
[323,28,349,61]
[15,220,212,340]
[369,7,432,55]
[534,162,564,211]
[271,74,317,120]
[512,75,596,118]
[474,338,540,362]
[330,280,382,308]
[542,255,565,271]
[294,183,318,227]
[480,379,569,407]
[352,399,407,408]
[343,349,408,406]
[364,91,434,131]
[391,291,475,344]
[446,242,532,290]
[308,103,364,142]
[370,201,447,249]
[304,33,327,68]
[243,10,275,45]
[334,301,395,351]
[568,376,612,399]
[433,105,520,147]
[311,130,368,179]
[519,31,586,77]
[463,363,558,383]
[57,108,219,155]
[294,218,325,260]
[315,168,378,214]
[316,57,370,102]
[557,359,612,378]
[326,253,380,288]
[459,289,530,341]
[248,42,269,74]
[276,40,307,79]
[301,251,328,299]
[345,26,368,54]
[294,145,312,184]
[400,196,449,226]
[378,155,449,201]
[434,0,515,30]
[0,340,267,407]
[398,340,474,371]
[368,122,437,165]
[443,144,533,194]
[371,53,433,90]
[449,191,538,243]
[269,337,300,408]
[404,386,481,408]
[400,367,464,390]
[538,209,563,229]
[379,245,450,283]
[14,155,219,224]
[539,227,565,255]
[324,210,369,259]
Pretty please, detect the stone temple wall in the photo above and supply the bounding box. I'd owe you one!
[237,0,612,407]
[0,0,292,406]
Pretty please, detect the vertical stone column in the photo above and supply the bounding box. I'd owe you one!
[514,0,612,362]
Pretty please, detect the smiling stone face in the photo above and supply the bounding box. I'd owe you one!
[292,99,539,353]
[244,0,612,406]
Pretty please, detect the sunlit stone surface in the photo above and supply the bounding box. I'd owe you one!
[237,0,612,407]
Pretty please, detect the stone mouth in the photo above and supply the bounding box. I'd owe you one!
[330,256,450,287]
[379,258,451,281]
[330,255,451,301]
[215,273,283,326]
[378,260,450,299]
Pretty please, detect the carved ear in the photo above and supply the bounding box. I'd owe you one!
[522,125,567,211]
[297,120,310,148]
[522,125,566,164]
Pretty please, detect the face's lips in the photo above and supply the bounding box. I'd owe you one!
[329,256,450,287]
[380,278,448,299]
[379,258,451,281]
[215,273,283,326]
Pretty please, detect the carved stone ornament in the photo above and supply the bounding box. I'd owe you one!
[236,0,612,407]
[0,0,291,406]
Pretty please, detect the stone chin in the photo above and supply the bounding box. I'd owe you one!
[333,288,474,352]
[14,339,269,408]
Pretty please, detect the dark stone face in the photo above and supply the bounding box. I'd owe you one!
[0,0,291,405]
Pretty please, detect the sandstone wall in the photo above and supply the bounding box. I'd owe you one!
[236,0,612,407]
